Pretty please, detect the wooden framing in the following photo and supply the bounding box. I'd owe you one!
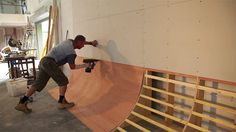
[44,5,52,55]
[43,0,58,56]
[165,74,175,125]
[184,80,205,131]
[116,70,236,132]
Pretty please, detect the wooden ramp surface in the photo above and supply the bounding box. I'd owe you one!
[48,58,144,131]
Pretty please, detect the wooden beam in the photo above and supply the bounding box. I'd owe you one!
[165,74,175,125]
[116,71,236,132]
[145,74,236,97]
[131,111,177,132]
[140,94,191,114]
[184,79,204,132]
[45,5,52,54]
[117,127,126,132]
[125,119,150,132]
[194,80,205,126]
[136,103,210,132]
[143,85,236,115]
[140,94,236,131]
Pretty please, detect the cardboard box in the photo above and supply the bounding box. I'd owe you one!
[6,78,27,97]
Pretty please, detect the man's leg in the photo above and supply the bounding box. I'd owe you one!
[59,85,67,96]
[57,85,75,109]
[39,58,74,109]
[15,86,37,113]
[15,68,50,113]
[44,68,75,109]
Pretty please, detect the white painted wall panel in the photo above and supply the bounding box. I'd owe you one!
[73,0,144,66]
[143,5,169,70]
[60,0,236,82]
[144,0,202,75]
[197,0,236,81]
[60,0,74,40]
[0,14,27,27]
[26,0,51,14]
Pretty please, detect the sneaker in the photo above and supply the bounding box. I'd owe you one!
[58,99,75,109]
[15,103,32,113]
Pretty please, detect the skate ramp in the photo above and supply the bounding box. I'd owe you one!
[48,58,144,131]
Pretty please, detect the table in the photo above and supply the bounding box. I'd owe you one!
[5,56,36,80]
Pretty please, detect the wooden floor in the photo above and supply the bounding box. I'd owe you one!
[49,58,144,131]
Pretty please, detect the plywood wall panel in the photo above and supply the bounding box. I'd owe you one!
[49,58,144,131]
[159,0,201,75]
[74,10,144,66]
[60,0,74,40]
[73,0,100,21]
[60,0,236,83]
[143,6,169,70]
[196,0,236,82]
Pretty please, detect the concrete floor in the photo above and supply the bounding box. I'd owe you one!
[0,80,91,132]
[0,62,9,82]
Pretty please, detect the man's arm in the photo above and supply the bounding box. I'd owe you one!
[69,63,89,70]
[85,40,98,47]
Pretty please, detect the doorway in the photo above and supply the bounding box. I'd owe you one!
[35,19,48,60]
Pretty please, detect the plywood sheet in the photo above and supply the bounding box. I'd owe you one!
[143,0,236,82]
[74,11,144,67]
[60,0,74,40]
[49,58,144,131]
[62,0,236,83]
[196,0,236,82]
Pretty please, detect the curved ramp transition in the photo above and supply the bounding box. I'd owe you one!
[115,71,236,132]
[48,58,144,131]
[49,58,236,132]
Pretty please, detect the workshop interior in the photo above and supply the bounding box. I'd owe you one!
[0,0,236,132]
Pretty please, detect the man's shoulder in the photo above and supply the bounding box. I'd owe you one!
[60,39,73,45]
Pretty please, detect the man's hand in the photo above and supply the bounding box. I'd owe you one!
[91,40,98,47]
[85,40,98,47]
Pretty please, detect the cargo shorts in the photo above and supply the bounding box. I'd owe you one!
[32,57,69,92]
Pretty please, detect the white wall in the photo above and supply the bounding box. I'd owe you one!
[26,0,51,14]
[0,14,27,27]
[26,0,51,23]
[59,0,74,41]
[60,0,236,82]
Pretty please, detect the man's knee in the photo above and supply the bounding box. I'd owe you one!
[58,77,69,86]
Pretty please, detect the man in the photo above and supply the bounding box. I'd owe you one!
[15,35,98,113]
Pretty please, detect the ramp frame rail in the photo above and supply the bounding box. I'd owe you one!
[115,70,236,132]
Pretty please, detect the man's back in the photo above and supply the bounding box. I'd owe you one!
[46,40,76,65]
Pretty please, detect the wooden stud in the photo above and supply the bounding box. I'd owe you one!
[45,5,52,54]
[140,94,236,130]
[143,71,152,115]
[116,71,236,131]
[131,111,177,132]
[145,74,236,97]
[140,94,191,114]
[192,112,236,130]
[195,99,236,115]
[117,127,126,132]
[143,83,236,130]
[136,103,210,132]
[125,119,150,132]
[194,80,205,126]
[53,0,59,46]
[184,79,205,132]
[143,85,236,115]
[165,74,175,125]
